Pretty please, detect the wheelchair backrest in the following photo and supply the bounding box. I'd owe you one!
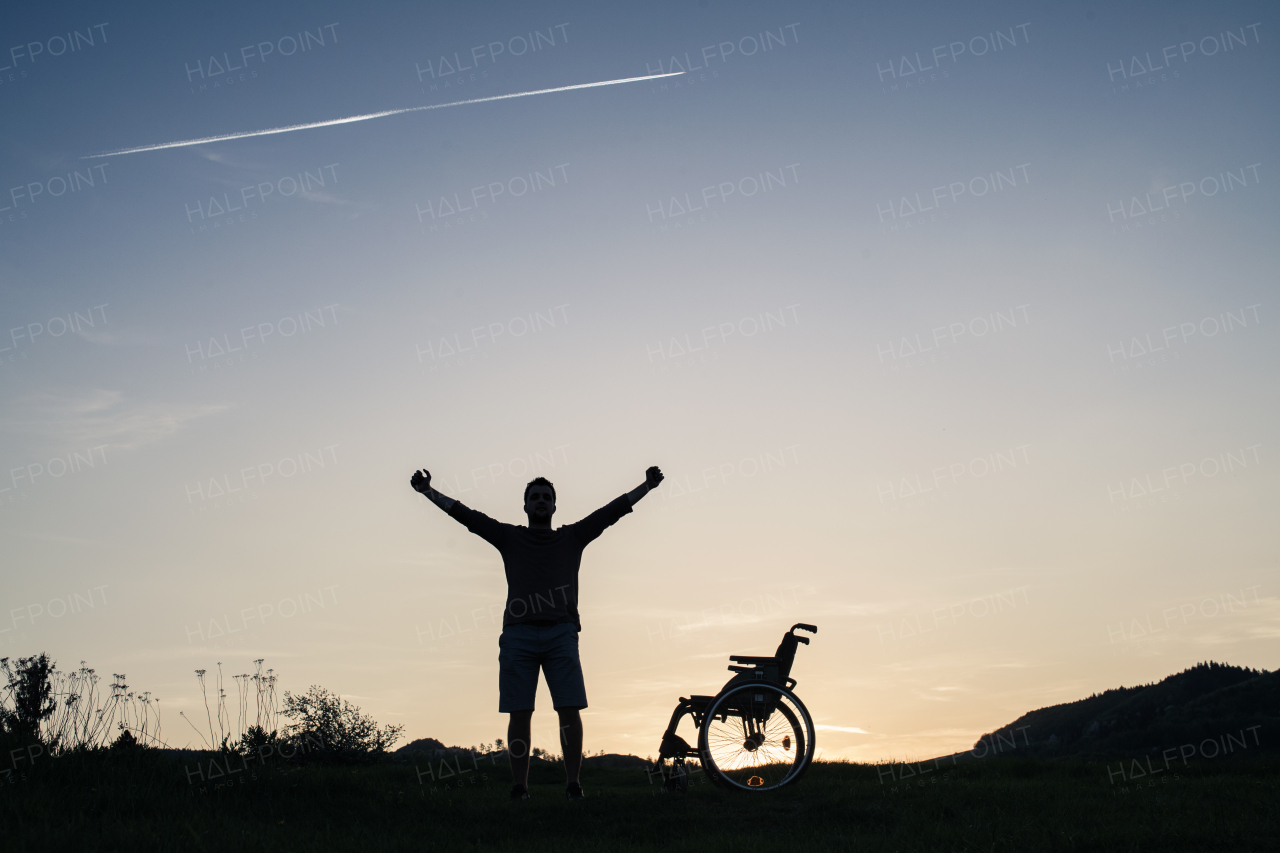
[774,623,814,679]
[774,632,801,681]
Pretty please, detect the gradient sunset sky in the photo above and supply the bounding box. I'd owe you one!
[2,0,1277,762]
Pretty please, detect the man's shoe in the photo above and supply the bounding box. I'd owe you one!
[566,783,585,801]
[510,785,530,801]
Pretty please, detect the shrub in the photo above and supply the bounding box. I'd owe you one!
[236,724,283,757]
[0,654,55,742]
[281,685,403,763]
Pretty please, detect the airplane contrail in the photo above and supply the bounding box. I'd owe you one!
[81,71,684,159]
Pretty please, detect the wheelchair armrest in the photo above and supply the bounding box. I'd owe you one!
[729,655,775,665]
[727,665,755,674]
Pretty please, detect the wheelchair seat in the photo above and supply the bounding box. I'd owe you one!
[726,624,815,684]
[687,694,716,711]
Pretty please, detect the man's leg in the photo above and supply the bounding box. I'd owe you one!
[541,624,588,792]
[558,707,583,786]
[508,710,533,788]
[498,625,540,794]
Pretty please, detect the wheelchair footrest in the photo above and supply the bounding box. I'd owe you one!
[659,732,694,760]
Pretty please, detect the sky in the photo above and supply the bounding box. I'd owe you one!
[1,0,1277,764]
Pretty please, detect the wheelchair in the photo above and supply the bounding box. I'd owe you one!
[651,623,817,793]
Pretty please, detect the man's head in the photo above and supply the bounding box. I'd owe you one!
[524,477,556,524]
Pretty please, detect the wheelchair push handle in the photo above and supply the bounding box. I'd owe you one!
[789,623,817,644]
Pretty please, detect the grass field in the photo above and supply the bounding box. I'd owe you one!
[2,747,1277,852]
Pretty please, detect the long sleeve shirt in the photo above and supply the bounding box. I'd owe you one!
[447,495,633,631]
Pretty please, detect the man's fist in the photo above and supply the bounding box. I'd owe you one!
[410,469,432,494]
[645,466,664,489]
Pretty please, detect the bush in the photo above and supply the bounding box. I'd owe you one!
[281,686,403,763]
[0,654,55,743]
[235,724,283,757]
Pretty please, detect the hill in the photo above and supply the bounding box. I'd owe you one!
[962,661,1278,760]
[393,737,648,771]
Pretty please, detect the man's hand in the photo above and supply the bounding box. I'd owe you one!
[628,466,663,506]
[412,468,457,511]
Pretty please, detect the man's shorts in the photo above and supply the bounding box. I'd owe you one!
[498,622,588,712]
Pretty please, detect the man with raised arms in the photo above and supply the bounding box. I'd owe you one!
[410,465,663,802]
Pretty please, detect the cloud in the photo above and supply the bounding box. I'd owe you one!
[194,148,259,167]
[298,190,350,206]
[816,724,870,733]
[84,73,684,158]
[16,531,104,545]
[1,389,228,450]
[71,325,168,346]
[915,685,967,702]
[819,601,904,616]
[74,327,126,344]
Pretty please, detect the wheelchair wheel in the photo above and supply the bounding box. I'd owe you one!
[697,683,815,792]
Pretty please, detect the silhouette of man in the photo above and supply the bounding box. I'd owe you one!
[410,465,663,801]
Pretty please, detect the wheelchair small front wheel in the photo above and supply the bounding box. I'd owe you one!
[697,683,815,792]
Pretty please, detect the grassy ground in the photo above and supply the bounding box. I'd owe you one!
[2,748,1276,852]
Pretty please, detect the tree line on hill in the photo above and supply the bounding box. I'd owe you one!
[968,661,1277,760]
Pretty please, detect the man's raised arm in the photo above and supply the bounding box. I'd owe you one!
[626,466,664,505]
[413,468,508,549]
[410,469,455,511]
[569,466,662,546]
